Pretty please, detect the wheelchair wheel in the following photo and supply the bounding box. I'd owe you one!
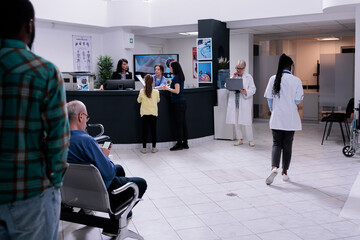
[343,146,355,157]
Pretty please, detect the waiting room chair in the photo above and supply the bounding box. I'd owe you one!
[87,123,110,143]
[321,98,354,146]
[60,163,144,240]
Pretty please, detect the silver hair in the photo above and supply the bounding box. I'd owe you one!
[236,60,246,69]
[66,100,86,122]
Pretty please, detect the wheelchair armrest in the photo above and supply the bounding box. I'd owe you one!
[94,135,110,143]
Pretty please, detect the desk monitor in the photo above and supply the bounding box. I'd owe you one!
[103,79,135,90]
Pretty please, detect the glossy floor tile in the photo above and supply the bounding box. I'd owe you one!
[58,120,360,240]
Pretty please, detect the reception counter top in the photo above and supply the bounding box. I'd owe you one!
[66,87,217,144]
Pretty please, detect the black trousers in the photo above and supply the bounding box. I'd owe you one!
[107,165,147,211]
[141,115,157,148]
[271,129,295,170]
[172,101,188,144]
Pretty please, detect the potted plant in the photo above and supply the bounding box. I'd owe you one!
[95,55,114,88]
[217,56,230,89]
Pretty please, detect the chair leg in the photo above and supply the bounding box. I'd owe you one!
[339,122,346,146]
[321,121,328,145]
[326,122,333,140]
[116,228,144,240]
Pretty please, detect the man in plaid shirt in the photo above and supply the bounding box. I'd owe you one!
[0,0,70,239]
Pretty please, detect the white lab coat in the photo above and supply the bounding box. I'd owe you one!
[264,72,304,131]
[226,73,256,126]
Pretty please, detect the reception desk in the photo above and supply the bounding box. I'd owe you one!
[66,87,217,144]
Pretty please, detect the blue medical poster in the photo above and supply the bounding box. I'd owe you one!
[197,38,212,61]
[198,61,212,83]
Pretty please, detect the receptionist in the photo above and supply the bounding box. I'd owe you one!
[112,58,133,79]
[152,64,167,89]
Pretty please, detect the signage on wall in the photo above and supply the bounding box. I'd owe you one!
[72,35,92,72]
[192,47,197,79]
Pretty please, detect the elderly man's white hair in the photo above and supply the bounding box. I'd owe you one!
[236,60,246,69]
[66,100,86,122]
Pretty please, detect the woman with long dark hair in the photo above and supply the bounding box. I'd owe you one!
[137,74,160,153]
[162,61,189,151]
[112,58,132,79]
[264,53,304,185]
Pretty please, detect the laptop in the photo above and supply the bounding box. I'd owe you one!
[225,78,243,91]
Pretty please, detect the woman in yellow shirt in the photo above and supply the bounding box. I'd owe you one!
[137,74,160,153]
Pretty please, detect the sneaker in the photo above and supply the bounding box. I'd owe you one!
[102,231,117,237]
[249,141,255,147]
[234,139,243,146]
[151,147,158,153]
[182,142,189,149]
[78,208,95,216]
[282,174,290,182]
[170,143,183,151]
[265,168,278,185]
[140,148,147,154]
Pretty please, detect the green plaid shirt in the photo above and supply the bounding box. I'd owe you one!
[0,39,70,204]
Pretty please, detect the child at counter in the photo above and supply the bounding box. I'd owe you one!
[137,74,160,153]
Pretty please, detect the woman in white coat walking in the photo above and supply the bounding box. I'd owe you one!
[264,53,303,185]
[226,60,256,147]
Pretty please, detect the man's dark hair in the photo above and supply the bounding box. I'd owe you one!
[0,0,35,39]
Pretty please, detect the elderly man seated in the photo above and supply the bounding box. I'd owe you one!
[66,100,147,222]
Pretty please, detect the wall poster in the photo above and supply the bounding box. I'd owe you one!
[198,61,212,83]
[72,35,92,72]
[197,38,212,61]
[192,47,198,79]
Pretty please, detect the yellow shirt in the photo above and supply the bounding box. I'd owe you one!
[137,89,160,116]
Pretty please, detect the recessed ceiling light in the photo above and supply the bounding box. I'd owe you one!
[179,32,198,36]
[315,37,340,41]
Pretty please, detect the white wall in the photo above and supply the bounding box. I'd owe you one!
[34,22,104,72]
[166,38,198,87]
[230,34,254,76]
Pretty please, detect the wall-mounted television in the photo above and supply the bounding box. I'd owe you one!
[133,54,179,80]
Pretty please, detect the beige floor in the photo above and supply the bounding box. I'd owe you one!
[58,120,360,240]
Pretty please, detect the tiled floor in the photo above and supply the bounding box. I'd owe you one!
[58,120,360,240]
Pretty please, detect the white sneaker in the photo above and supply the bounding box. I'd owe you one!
[282,174,290,182]
[234,139,243,146]
[249,141,255,147]
[151,147,158,153]
[265,168,278,185]
[140,148,147,154]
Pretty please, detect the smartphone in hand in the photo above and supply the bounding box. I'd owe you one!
[103,141,111,149]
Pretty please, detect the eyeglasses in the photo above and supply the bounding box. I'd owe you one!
[236,67,245,70]
[81,113,90,122]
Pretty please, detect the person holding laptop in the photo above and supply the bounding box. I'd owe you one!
[225,60,256,147]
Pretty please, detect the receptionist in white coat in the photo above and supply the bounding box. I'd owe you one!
[264,53,303,185]
[226,60,256,147]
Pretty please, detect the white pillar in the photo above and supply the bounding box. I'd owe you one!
[356,6,360,105]
[230,33,254,76]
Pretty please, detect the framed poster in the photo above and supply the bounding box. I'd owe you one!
[197,38,212,61]
[192,47,197,79]
[198,61,212,83]
[72,35,92,72]
[76,76,89,91]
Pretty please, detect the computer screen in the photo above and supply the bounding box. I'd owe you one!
[133,54,179,80]
[103,79,135,90]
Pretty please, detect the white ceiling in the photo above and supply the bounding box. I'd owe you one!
[132,13,355,40]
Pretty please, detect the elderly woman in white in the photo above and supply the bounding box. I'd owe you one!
[226,60,256,147]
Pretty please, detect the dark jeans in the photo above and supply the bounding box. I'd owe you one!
[107,165,147,211]
[172,101,188,144]
[271,129,295,171]
[141,115,157,148]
